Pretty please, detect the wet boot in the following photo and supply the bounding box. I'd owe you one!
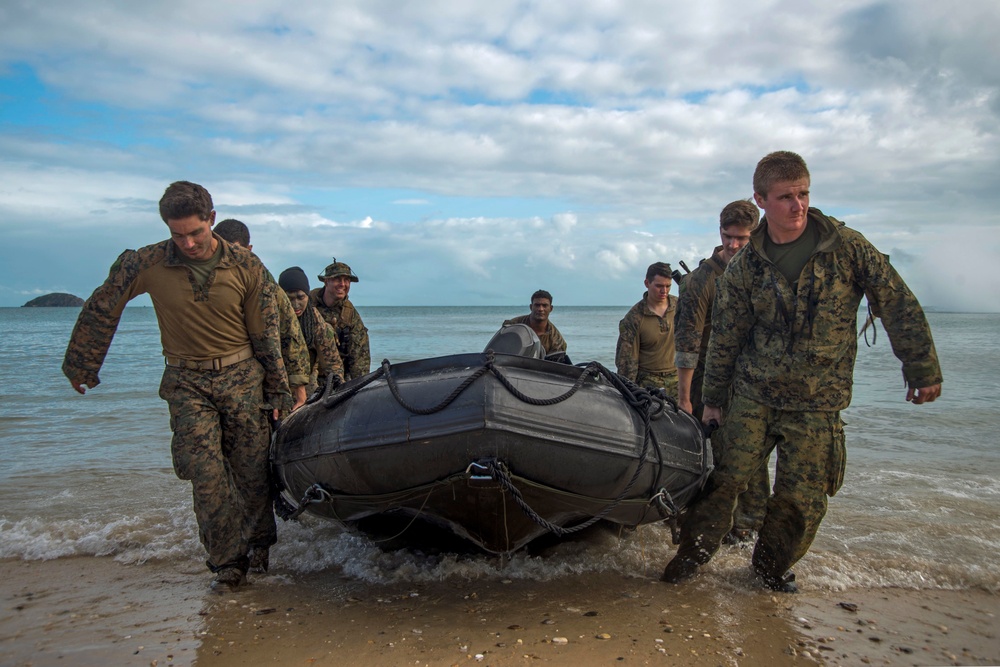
[751,538,798,593]
[661,555,700,583]
[722,527,755,545]
[211,566,247,592]
[248,546,270,574]
[754,569,798,593]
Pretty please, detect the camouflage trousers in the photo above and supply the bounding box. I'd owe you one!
[690,370,770,531]
[636,370,679,399]
[674,392,846,580]
[159,358,277,573]
[710,420,771,532]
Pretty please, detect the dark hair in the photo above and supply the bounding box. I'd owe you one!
[645,262,673,282]
[719,199,760,231]
[531,289,553,304]
[159,181,214,223]
[215,219,251,246]
[753,151,810,198]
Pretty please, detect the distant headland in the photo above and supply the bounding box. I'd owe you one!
[22,293,84,307]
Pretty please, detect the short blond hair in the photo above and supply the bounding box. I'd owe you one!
[753,151,810,198]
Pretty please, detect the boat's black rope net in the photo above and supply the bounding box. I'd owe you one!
[281,352,696,537]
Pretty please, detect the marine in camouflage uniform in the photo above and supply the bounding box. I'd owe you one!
[663,153,941,591]
[62,182,292,590]
[301,305,344,394]
[502,290,567,358]
[213,218,312,411]
[309,260,371,381]
[615,263,679,397]
[503,313,567,355]
[268,280,312,406]
[674,200,767,538]
[674,250,727,417]
[279,265,345,395]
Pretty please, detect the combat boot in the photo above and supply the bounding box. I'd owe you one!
[248,546,270,573]
[661,556,700,584]
[754,569,798,593]
[210,566,247,592]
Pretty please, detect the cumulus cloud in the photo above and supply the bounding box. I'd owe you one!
[0,0,997,308]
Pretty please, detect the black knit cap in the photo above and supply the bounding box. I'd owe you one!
[278,267,310,294]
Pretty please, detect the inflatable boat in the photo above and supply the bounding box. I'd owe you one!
[270,325,712,554]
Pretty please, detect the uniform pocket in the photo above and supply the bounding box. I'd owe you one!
[826,414,847,496]
[169,429,196,481]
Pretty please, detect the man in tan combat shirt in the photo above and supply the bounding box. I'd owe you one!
[63,181,291,592]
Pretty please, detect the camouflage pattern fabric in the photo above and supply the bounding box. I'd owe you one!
[159,358,275,572]
[63,238,292,412]
[673,250,726,411]
[502,314,567,354]
[635,370,679,398]
[675,249,769,528]
[615,294,678,386]
[267,277,311,394]
[301,305,345,393]
[63,236,291,575]
[674,208,940,580]
[673,392,845,580]
[309,288,371,381]
[702,208,942,412]
[709,413,770,532]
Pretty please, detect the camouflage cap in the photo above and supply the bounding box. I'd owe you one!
[318,259,359,283]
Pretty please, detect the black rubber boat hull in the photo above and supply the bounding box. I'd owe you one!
[271,352,711,554]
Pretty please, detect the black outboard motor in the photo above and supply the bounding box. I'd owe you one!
[484,324,545,359]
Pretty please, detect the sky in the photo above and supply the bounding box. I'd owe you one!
[1,0,998,310]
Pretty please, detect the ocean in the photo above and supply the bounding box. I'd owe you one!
[1,306,997,592]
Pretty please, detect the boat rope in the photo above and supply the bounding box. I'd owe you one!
[650,487,679,517]
[276,483,332,521]
[382,356,494,415]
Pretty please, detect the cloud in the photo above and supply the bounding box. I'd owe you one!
[0,0,997,309]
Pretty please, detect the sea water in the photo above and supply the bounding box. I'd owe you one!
[1,306,997,591]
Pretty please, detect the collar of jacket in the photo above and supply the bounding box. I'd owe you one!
[163,232,239,268]
[749,207,845,260]
[705,246,727,273]
[311,286,353,312]
[638,292,676,317]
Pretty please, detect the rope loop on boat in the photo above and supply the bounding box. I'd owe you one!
[483,357,599,406]
[481,459,596,536]
[382,357,493,415]
[276,483,332,521]
[319,363,388,409]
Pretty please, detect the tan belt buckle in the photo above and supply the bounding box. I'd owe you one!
[212,357,223,371]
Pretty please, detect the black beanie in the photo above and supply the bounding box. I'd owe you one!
[279,267,310,294]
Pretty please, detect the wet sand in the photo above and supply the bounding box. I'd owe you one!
[2,557,997,666]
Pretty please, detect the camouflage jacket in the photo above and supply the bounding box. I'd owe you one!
[299,305,345,385]
[308,288,371,380]
[674,248,726,370]
[703,208,942,412]
[502,315,567,354]
[267,276,312,389]
[63,237,292,411]
[615,293,678,381]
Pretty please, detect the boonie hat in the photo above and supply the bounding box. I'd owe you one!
[318,258,359,283]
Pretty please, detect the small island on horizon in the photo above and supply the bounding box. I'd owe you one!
[22,293,84,307]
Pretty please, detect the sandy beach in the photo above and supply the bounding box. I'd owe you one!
[1,556,997,667]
